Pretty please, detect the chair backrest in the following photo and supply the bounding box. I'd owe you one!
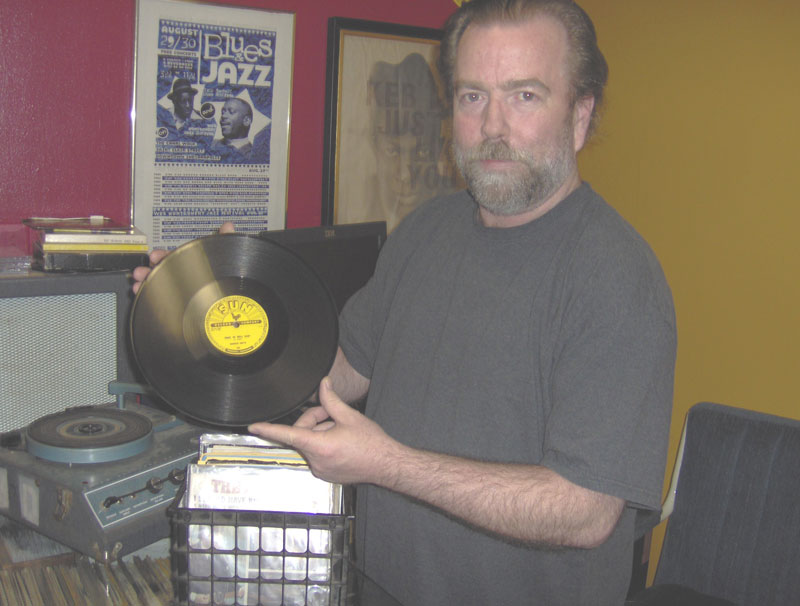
[654,402,800,605]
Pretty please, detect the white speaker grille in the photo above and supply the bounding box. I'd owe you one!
[0,292,118,432]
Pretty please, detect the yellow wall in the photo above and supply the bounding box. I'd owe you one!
[576,0,800,582]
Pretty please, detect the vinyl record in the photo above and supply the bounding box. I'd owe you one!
[130,233,339,426]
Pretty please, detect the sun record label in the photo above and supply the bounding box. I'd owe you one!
[204,294,269,355]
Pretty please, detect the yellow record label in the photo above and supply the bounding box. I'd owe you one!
[204,295,269,356]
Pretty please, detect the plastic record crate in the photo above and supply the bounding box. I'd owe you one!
[168,486,353,606]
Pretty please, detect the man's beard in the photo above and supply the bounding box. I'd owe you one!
[454,128,575,217]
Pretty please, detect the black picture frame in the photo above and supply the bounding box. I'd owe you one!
[322,18,461,233]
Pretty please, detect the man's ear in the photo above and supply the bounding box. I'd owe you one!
[572,95,595,153]
[244,116,252,127]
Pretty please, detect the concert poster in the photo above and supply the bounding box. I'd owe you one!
[132,0,294,249]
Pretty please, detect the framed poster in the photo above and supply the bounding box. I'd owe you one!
[322,18,462,233]
[132,0,294,249]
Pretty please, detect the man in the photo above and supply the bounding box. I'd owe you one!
[135,1,676,603]
[158,78,204,132]
[250,1,675,604]
[156,78,214,159]
[210,97,254,162]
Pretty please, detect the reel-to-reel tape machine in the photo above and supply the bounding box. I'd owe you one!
[0,396,203,561]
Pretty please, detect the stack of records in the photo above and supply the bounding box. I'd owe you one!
[24,216,150,272]
[186,433,343,515]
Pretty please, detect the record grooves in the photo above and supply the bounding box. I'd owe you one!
[130,233,339,426]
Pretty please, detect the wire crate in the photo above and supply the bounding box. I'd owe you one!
[169,490,352,606]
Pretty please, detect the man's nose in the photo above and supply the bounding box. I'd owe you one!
[481,97,509,141]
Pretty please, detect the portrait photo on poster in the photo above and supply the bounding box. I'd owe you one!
[322,18,464,233]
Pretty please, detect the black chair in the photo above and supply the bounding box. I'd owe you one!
[627,402,800,606]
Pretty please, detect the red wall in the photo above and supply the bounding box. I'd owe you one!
[0,0,457,251]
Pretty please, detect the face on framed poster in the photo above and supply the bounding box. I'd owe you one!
[322,18,463,233]
[132,0,294,250]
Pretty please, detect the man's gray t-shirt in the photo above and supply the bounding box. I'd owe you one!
[339,183,677,606]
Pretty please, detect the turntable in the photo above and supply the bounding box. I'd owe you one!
[0,384,204,562]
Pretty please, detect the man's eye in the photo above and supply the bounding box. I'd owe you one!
[519,91,538,102]
[460,92,482,103]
